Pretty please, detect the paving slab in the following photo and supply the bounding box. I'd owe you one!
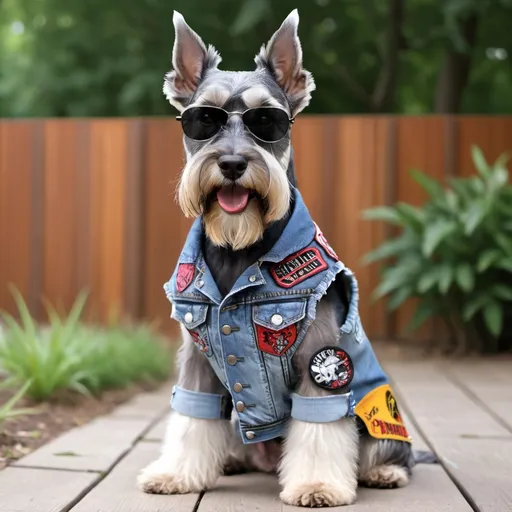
[0,466,99,512]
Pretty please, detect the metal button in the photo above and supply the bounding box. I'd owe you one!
[235,401,246,412]
[271,314,283,326]
[248,275,257,283]
[233,382,243,393]
[196,279,204,288]
[245,431,256,440]
[227,355,238,366]
[184,312,193,324]
[221,325,232,335]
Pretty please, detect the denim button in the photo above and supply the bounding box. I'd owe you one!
[184,312,193,324]
[235,401,246,412]
[233,382,243,393]
[271,314,283,326]
[221,325,232,335]
[249,275,257,283]
[245,431,255,440]
[227,355,238,366]
[196,279,204,288]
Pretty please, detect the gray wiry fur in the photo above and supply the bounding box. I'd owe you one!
[164,8,413,491]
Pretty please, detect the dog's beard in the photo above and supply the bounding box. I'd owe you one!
[177,146,291,250]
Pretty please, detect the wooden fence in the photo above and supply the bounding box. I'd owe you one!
[1,116,512,341]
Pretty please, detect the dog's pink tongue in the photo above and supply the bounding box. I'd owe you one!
[217,185,249,214]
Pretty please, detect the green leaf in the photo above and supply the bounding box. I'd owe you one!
[362,236,413,264]
[422,221,457,257]
[373,266,410,299]
[362,206,404,226]
[472,145,490,178]
[496,258,512,272]
[464,202,487,235]
[409,168,444,198]
[494,233,512,257]
[455,263,474,292]
[394,203,425,232]
[463,294,489,322]
[483,301,503,338]
[477,249,502,273]
[407,301,436,332]
[438,264,454,294]
[387,286,413,311]
[491,284,512,301]
[417,270,439,294]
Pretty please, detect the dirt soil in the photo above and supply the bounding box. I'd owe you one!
[0,380,162,470]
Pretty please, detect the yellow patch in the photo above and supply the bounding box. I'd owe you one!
[355,384,411,443]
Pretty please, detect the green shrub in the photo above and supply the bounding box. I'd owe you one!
[0,289,172,401]
[0,381,36,427]
[363,146,512,353]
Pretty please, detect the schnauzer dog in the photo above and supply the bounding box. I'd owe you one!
[137,9,413,507]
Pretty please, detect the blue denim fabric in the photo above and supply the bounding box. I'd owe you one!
[164,188,389,444]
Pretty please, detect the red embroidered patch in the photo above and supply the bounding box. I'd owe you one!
[177,263,195,292]
[315,223,339,261]
[271,248,327,288]
[188,329,209,353]
[255,324,297,356]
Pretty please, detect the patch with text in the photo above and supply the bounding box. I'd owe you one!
[255,324,297,356]
[271,248,327,288]
[176,263,195,292]
[355,384,411,443]
[314,223,339,261]
[309,346,354,390]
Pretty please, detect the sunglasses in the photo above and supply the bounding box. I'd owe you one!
[176,106,294,143]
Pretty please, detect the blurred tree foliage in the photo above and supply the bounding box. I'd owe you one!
[0,0,511,117]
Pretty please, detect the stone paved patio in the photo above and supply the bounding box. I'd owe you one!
[1,348,511,511]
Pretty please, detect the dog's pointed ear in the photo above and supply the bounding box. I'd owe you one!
[163,11,221,111]
[255,9,315,116]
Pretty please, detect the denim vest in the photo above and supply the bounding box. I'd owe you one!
[165,189,410,445]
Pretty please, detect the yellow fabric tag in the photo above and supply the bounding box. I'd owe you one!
[355,384,411,443]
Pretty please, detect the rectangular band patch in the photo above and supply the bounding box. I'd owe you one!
[355,384,411,443]
[271,248,327,288]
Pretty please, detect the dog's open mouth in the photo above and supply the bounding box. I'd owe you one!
[216,185,255,214]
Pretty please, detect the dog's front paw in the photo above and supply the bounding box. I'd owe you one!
[137,460,209,495]
[359,464,410,489]
[280,481,356,507]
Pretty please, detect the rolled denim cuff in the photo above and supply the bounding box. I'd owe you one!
[290,391,355,423]
[170,385,233,420]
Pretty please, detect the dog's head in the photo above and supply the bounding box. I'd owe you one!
[164,10,315,250]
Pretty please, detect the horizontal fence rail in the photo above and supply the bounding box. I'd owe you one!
[1,116,512,341]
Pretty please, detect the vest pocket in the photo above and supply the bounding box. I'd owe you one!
[252,299,307,356]
[171,302,211,356]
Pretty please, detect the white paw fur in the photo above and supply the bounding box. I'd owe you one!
[137,412,231,494]
[278,418,359,507]
[360,464,410,489]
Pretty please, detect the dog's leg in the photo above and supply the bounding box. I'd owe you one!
[138,328,230,494]
[279,292,359,507]
[358,435,413,489]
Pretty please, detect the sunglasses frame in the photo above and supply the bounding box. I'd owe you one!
[176,105,295,143]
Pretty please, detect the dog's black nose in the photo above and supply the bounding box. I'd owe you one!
[218,155,248,181]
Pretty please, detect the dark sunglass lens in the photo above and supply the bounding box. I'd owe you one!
[243,108,290,142]
[181,107,227,141]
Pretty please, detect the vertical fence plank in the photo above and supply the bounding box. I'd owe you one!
[0,122,37,315]
[394,117,446,343]
[292,116,329,229]
[89,121,129,322]
[143,120,184,335]
[43,120,79,312]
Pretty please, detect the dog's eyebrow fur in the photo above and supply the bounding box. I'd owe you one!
[195,86,231,107]
[242,86,283,109]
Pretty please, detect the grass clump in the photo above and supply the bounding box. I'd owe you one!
[0,289,172,401]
